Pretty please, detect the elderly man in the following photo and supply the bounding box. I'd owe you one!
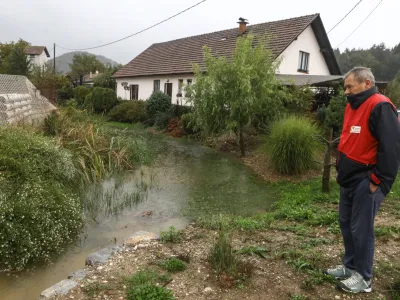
[324,67,400,293]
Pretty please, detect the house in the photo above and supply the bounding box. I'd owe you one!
[113,13,341,105]
[24,46,50,69]
[82,70,101,86]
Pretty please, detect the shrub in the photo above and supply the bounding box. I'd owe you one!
[74,86,91,107]
[324,88,347,134]
[159,258,187,273]
[127,284,175,300]
[160,226,182,243]
[154,109,175,130]
[84,87,118,113]
[208,230,237,276]
[146,92,172,124]
[127,269,171,288]
[57,86,74,104]
[264,116,321,175]
[0,127,83,271]
[109,100,147,123]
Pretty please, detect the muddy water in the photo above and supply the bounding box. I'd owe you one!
[0,136,276,300]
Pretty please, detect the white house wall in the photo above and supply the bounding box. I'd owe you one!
[276,25,331,75]
[116,75,194,105]
[28,52,49,69]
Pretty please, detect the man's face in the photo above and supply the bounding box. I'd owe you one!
[344,74,372,96]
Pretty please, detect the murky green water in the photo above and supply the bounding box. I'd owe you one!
[0,134,276,300]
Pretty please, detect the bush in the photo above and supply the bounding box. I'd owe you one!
[146,92,172,124]
[264,116,321,175]
[0,127,83,271]
[127,284,175,300]
[154,109,175,130]
[159,258,187,273]
[160,226,182,243]
[74,86,91,107]
[84,87,118,113]
[109,100,147,123]
[57,86,74,104]
[208,230,237,276]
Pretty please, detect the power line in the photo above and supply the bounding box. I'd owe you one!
[56,0,207,51]
[336,0,383,47]
[327,0,363,34]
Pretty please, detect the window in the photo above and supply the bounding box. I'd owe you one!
[298,51,310,73]
[130,84,139,100]
[164,82,173,99]
[177,79,183,96]
[153,80,160,92]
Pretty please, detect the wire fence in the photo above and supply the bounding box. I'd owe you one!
[0,74,57,125]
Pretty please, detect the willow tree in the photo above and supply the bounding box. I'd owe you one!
[187,34,286,156]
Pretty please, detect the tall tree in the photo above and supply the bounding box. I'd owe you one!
[187,34,286,156]
[0,39,31,76]
[387,72,400,107]
[335,43,400,81]
[69,53,105,85]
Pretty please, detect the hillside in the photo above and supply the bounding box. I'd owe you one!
[53,51,120,74]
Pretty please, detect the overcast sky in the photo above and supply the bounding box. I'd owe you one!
[0,0,398,64]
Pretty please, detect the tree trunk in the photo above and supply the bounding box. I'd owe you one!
[239,127,245,157]
[322,127,334,193]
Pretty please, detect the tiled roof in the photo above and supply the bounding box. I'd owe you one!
[24,46,50,57]
[114,14,324,78]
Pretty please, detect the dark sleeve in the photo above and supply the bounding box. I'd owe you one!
[369,102,400,193]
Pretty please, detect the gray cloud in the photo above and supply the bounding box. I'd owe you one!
[0,0,397,64]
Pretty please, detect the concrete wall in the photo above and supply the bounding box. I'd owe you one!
[116,75,194,105]
[276,25,331,75]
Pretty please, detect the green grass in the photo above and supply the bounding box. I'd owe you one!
[126,269,171,288]
[160,226,182,243]
[263,116,322,175]
[159,258,187,273]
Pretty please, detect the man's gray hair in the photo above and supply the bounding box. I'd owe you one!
[344,67,375,85]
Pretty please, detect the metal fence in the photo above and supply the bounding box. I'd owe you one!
[0,74,56,125]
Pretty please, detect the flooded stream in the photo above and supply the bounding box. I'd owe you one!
[0,135,276,300]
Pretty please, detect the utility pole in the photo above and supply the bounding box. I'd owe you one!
[53,43,56,76]
[53,43,57,104]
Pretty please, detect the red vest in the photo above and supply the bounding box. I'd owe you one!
[338,93,396,165]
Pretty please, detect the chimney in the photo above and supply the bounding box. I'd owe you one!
[237,17,249,34]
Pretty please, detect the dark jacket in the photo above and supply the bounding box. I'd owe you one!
[336,86,400,196]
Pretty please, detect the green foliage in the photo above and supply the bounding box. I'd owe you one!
[388,72,400,108]
[0,39,31,76]
[284,85,314,114]
[69,53,105,85]
[74,85,91,107]
[160,226,182,243]
[43,108,155,183]
[264,116,321,175]
[187,34,286,155]
[236,246,269,259]
[93,64,120,90]
[84,87,118,113]
[0,127,83,271]
[146,92,172,124]
[109,101,147,123]
[335,43,400,81]
[127,269,171,287]
[324,88,347,133]
[57,86,74,103]
[208,230,238,276]
[127,284,175,300]
[154,109,175,130]
[159,258,187,273]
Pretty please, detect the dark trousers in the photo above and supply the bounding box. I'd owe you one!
[339,177,384,280]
